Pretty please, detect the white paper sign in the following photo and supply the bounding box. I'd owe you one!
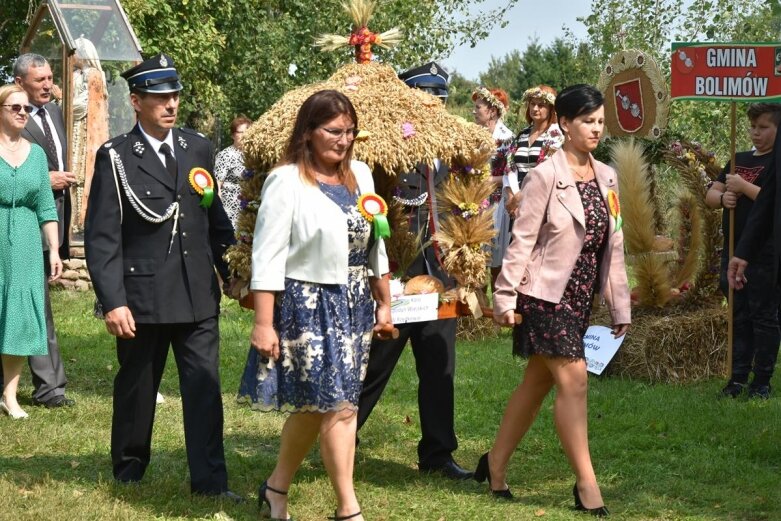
[391,293,439,324]
[583,325,625,375]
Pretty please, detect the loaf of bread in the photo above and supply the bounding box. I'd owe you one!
[403,275,445,295]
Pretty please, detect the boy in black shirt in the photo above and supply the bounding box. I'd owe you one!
[706,103,781,399]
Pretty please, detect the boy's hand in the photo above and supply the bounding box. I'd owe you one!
[721,190,737,209]
[725,174,746,195]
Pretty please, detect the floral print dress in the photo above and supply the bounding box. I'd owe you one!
[512,179,608,359]
[238,182,375,412]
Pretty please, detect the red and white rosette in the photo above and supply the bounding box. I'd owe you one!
[357,193,390,239]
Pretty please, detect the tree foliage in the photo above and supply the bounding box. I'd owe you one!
[570,0,781,158]
[469,0,781,158]
[2,0,518,140]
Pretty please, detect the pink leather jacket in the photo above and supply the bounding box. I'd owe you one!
[493,150,631,326]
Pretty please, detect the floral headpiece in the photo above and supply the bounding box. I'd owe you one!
[521,87,556,107]
[472,86,507,118]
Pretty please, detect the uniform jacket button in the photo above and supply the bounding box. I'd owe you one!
[182,232,187,238]
[183,250,188,256]
[177,195,182,200]
[146,190,151,195]
[129,266,135,272]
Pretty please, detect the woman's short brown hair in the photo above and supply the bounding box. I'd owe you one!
[230,115,252,134]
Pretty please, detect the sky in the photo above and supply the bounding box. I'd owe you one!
[443,0,591,81]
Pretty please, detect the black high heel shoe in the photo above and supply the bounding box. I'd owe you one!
[258,480,293,521]
[328,511,362,520]
[473,452,513,499]
[573,484,609,517]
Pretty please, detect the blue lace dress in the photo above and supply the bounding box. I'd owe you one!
[238,182,375,412]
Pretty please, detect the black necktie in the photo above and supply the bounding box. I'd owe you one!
[159,143,177,178]
[37,107,58,163]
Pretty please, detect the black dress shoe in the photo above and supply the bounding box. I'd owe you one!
[419,459,474,480]
[195,489,246,504]
[33,395,76,408]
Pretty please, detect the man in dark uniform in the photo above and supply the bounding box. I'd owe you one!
[85,54,240,500]
[5,53,75,408]
[356,62,472,480]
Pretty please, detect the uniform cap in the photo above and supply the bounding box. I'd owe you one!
[121,53,183,94]
[398,61,449,100]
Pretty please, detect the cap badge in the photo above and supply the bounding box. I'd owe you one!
[132,141,145,156]
[159,55,168,67]
[430,64,438,75]
[177,135,188,150]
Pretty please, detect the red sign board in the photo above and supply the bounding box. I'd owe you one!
[671,42,781,102]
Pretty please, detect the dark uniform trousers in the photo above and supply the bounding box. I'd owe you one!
[357,318,458,466]
[113,318,226,491]
[357,162,460,467]
[86,125,234,494]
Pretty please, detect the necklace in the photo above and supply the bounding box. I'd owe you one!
[0,139,22,152]
[569,163,591,181]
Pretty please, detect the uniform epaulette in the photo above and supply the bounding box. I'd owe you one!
[102,134,129,149]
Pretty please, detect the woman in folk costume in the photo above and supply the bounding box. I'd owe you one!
[505,84,565,214]
[472,86,514,289]
[71,35,109,238]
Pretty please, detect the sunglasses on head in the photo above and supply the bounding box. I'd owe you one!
[2,104,34,114]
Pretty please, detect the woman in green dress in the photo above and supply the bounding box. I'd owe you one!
[0,84,62,419]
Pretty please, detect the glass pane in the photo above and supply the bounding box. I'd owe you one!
[26,10,65,93]
[105,66,135,136]
[55,0,141,62]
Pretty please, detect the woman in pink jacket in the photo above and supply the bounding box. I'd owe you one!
[474,84,631,517]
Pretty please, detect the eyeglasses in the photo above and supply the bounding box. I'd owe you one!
[2,104,34,115]
[320,127,359,141]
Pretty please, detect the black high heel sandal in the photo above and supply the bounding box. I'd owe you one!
[258,480,293,521]
[573,483,609,517]
[473,452,513,499]
[328,511,362,520]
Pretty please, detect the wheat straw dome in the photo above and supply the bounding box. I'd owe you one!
[241,62,495,174]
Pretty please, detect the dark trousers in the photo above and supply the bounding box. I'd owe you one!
[0,255,67,402]
[357,318,458,466]
[112,317,227,494]
[722,251,781,385]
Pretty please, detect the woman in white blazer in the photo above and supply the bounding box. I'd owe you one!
[241,90,391,521]
[475,85,630,517]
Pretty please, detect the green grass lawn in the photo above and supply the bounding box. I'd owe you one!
[1,290,779,520]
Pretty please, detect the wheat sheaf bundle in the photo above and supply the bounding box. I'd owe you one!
[672,190,704,289]
[611,138,656,254]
